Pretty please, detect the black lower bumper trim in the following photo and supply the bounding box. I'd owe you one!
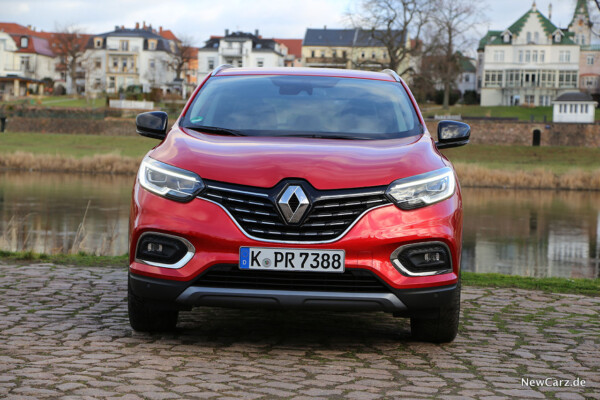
[129,270,459,314]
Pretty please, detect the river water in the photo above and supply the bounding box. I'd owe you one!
[1,171,598,279]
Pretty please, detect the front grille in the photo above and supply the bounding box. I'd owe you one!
[194,264,390,293]
[199,180,391,242]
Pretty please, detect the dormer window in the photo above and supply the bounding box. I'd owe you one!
[20,36,28,48]
[554,33,561,43]
[148,40,157,50]
[94,37,102,48]
[256,43,262,49]
[503,33,510,43]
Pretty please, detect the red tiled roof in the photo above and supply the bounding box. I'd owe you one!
[160,29,178,41]
[0,22,31,35]
[274,38,302,58]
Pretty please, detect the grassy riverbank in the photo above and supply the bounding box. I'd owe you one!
[0,251,598,296]
[1,132,600,189]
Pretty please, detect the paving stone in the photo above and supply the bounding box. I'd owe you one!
[0,263,598,399]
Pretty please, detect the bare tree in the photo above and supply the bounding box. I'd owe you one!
[52,25,88,94]
[347,0,432,75]
[169,34,196,80]
[428,0,484,109]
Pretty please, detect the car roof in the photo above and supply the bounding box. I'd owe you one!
[214,67,397,82]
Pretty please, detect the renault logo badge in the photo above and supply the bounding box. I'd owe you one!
[278,185,310,224]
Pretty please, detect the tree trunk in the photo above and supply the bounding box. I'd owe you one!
[443,81,450,110]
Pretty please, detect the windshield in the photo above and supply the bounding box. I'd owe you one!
[181,75,423,140]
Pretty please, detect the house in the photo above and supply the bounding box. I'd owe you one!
[301,28,415,78]
[83,23,178,94]
[477,3,581,106]
[456,53,477,96]
[197,30,285,81]
[0,22,57,98]
[274,38,302,67]
[552,92,597,123]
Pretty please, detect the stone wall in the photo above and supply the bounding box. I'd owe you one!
[425,120,600,147]
[4,115,600,147]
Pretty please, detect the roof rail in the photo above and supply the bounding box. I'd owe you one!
[211,64,234,76]
[381,69,401,82]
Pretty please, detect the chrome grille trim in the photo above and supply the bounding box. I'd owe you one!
[198,180,392,243]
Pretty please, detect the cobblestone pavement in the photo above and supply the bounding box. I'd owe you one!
[0,263,598,400]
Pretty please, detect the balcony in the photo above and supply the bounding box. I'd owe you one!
[305,57,348,67]
[221,48,243,56]
[107,67,139,75]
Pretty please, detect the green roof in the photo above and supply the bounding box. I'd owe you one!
[456,52,476,72]
[479,7,576,50]
[570,0,590,26]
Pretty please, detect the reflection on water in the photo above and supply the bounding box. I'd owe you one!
[0,172,132,256]
[0,172,598,278]
[461,188,600,279]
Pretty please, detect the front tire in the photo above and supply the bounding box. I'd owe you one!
[128,280,179,332]
[410,278,461,343]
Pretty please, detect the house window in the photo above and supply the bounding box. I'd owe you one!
[540,51,545,63]
[534,32,539,43]
[108,77,115,89]
[20,56,31,71]
[465,74,470,82]
[371,52,376,59]
[208,58,215,69]
[484,70,503,87]
[382,51,386,59]
[503,33,510,43]
[559,51,570,63]
[493,50,504,62]
[122,58,127,70]
[342,50,347,58]
[149,41,156,50]
[94,58,101,69]
[120,40,129,51]
[361,52,365,58]
[525,51,530,62]
[587,55,594,65]
[20,36,28,48]
[518,50,523,63]
[237,59,242,67]
[311,50,315,57]
[112,58,118,68]
[257,58,264,67]
[149,59,155,69]
[554,34,561,43]
[94,38,102,48]
[320,51,325,57]
[332,50,337,58]
[532,50,538,62]
[525,95,535,104]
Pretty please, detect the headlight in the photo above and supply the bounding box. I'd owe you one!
[385,167,455,210]
[138,156,204,202]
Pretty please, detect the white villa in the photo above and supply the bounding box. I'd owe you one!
[477,2,583,107]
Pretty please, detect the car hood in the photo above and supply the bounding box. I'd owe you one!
[149,127,447,190]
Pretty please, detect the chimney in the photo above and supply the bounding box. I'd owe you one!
[324,25,327,30]
[135,22,139,29]
[143,21,146,29]
[255,29,259,36]
[115,25,120,31]
[159,26,163,33]
[548,3,552,21]
[27,25,32,30]
[225,29,229,36]
[121,25,125,29]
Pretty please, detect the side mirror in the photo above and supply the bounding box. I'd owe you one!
[136,111,168,140]
[436,120,470,149]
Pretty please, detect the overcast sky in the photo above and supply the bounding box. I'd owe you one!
[1,0,589,55]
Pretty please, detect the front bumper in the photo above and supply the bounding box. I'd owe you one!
[129,184,463,292]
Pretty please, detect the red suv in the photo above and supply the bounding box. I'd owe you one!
[129,66,470,342]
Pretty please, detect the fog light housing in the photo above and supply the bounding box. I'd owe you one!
[391,242,452,276]
[135,232,195,269]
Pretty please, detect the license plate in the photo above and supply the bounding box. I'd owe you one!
[239,247,345,273]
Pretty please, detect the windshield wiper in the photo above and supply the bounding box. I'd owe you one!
[184,125,245,136]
